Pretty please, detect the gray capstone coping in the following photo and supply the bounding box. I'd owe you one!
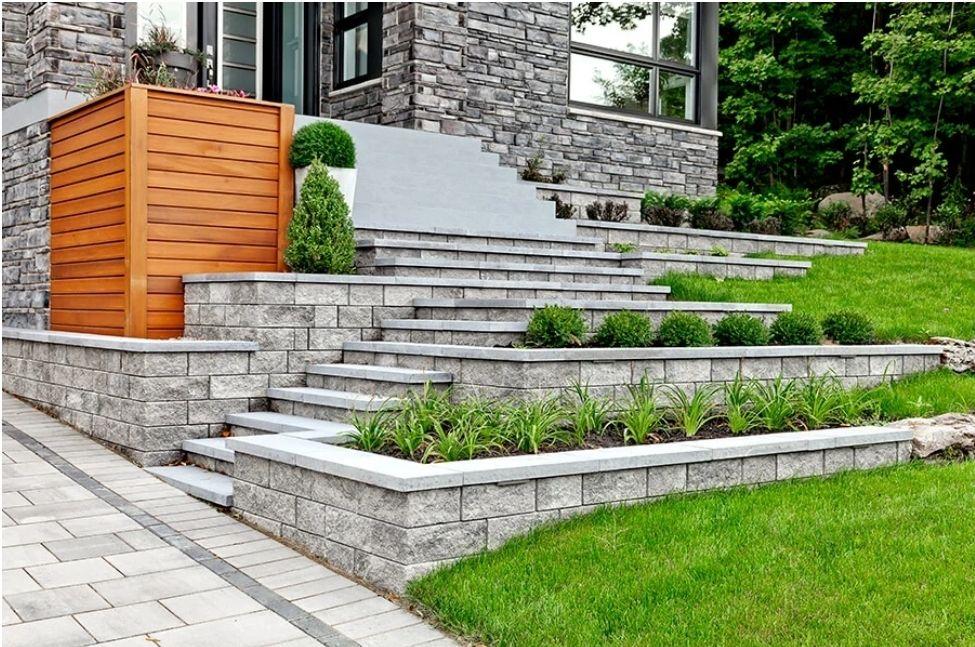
[227,426,912,493]
[410,298,792,313]
[578,221,868,249]
[340,341,942,362]
[353,223,601,246]
[2,327,259,353]
[621,251,812,269]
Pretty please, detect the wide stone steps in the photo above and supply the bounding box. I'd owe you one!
[361,256,647,285]
[411,297,791,327]
[355,224,603,252]
[621,251,810,279]
[225,411,355,440]
[381,319,526,347]
[356,238,624,268]
[146,465,234,507]
[182,438,234,475]
[305,363,452,396]
[267,386,402,421]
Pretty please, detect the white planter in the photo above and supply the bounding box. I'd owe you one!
[294,166,357,216]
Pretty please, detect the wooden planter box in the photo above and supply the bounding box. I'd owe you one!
[48,83,294,338]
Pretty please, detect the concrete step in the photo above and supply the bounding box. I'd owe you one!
[361,256,645,285]
[267,386,402,422]
[621,251,810,280]
[225,411,354,442]
[356,238,623,268]
[355,224,602,252]
[381,319,525,347]
[146,465,234,507]
[411,297,791,327]
[305,363,452,396]
[182,438,234,476]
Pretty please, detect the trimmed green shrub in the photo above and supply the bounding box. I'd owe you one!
[290,121,356,168]
[641,190,690,227]
[822,311,875,344]
[525,305,587,348]
[656,312,712,347]
[769,312,822,345]
[284,159,356,274]
[592,311,654,348]
[689,196,734,231]
[586,200,629,222]
[713,314,769,346]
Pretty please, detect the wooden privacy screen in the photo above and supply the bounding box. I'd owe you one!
[49,84,294,338]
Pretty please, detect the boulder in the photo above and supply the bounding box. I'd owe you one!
[887,413,975,459]
[904,224,943,244]
[930,337,975,373]
[818,191,885,218]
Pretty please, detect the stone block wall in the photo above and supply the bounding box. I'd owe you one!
[231,435,911,593]
[2,3,28,107]
[2,333,264,466]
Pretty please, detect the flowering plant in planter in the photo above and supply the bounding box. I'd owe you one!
[132,21,205,88]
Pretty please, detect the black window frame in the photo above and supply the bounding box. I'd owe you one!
[333,3,382,90]
[568,2,702,124]
[263,2,321,115]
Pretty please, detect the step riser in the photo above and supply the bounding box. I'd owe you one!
[357,248,621,268]
[381,328,522,347]
[627,259,807,280]
[344,351,439,373]
[269,398,396,422]
[305,373,450,396]
[355,229,601,252]
[185,452,234,476]
[414,307,783,327]
[363,264,642,286]
[226,425,271,437]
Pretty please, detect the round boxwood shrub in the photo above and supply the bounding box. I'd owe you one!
[769,312,822,345]
[525,305,587,348]
[284,159,356,274]
[712,314,769,346]
[656,312,712,347]
[822,311,875,344]
[592,311,654,348]
[290,121,356,168]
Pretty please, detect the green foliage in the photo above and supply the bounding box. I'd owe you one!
[641,190,690,227]
[715,186,813,235]
[619,378,665,445]
[822,310,876,344]
[609,242,637,253]
[546,194,576,219]
[564,384,611,445]
[289,121,356,168]
[689,196,734,231]
[586,200,629,222]
[592,311,654,348]
[524,305,587,348]
[817,202,854,231]
[656,312,713,347]
[664,384,720,437]
[502,397,567,454]
[712,314,769,346]
[284,159,356,274]
[710,245,730,257]
[769,312,823,345]
[873,200,910,236]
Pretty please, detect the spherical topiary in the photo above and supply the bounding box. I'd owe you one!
[656,312,713,347]
[284,159,356,274]
[592,311,654,348]
[822,311,875,344]
[712,314,769,346]
[769,312,822,345]
[525,305,588,348]
[290,121,356,168]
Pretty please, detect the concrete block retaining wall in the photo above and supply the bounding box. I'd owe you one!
[342,343,943,401]
[578,221,867,257]
[227,426,913,593]
[2,328,261,466]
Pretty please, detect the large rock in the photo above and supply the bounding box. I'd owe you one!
[887,413,975,459]
[818,191,885,217]
[930,337,975,373]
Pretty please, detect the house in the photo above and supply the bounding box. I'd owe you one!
[2,2,719,329]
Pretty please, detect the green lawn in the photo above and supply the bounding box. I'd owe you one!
[410,461,975,647]
[654,242,975,342]
[866,369,975,420]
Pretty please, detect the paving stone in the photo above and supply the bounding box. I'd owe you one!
[314,595,400,625]
[104,546,197,576]
[3,521,73,546]
[134,610,308,647]
[59,513,142,537]
[91,566,227,606]
[115,529,169,551]
[334,608,423,640]
[25,557,124,589]
[75,601,184,642]
[2,542,58,569]
[1,615,95,647]
[43,534,134,562]
[293,583,374,613]
[3,568,41,595]
[358,621,448,647]
[159,587,264,625]
[5,584,111,622]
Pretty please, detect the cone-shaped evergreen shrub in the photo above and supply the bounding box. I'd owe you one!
[285,159,356,274]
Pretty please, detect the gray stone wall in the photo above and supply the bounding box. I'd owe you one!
[2,3,28,107]
[232,437,910,593]
[2,335,266,466]
[2,122,51,329]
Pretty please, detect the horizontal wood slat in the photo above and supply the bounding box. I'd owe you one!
[48,84,294,337]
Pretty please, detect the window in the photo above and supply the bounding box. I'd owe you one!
[569,2,699,123]
[218,2,261,97]
[333,3,382,89]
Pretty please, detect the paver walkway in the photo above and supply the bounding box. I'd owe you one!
[1,394,457,647]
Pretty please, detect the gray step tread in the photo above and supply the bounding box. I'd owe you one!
[225,411,354,442]
[307,363,452,383]
[413,297,791,312]
[383,319,526,332]
[358,237,622,262]
[355,224,599,247]
[364,256,645,277]
[182,438,234,463]
[146,465,233,507]
[267,387,401,412]
[577,220,867,248]
[622,251,811,268]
